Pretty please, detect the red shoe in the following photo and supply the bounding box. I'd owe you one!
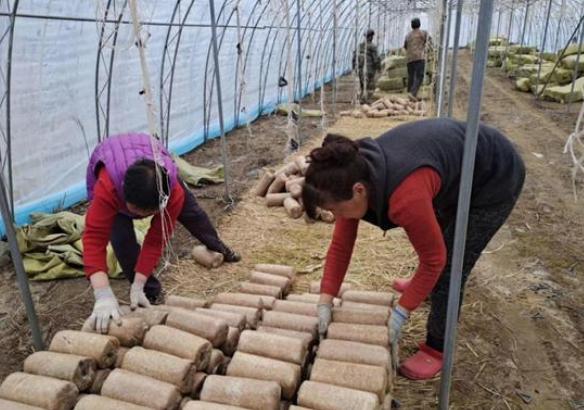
[399,343,443,380]
[392,278,412,293]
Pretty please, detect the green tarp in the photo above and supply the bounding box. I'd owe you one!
[174,155,225,187]
[14,212,149,280]
[6,160,224,280]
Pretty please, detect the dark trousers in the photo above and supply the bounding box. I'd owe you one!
[407,60,425,97]
[426,193,523,351]
[110,181,225,299]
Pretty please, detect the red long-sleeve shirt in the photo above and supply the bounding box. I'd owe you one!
[83,167,185,278]
[320,167,447,311]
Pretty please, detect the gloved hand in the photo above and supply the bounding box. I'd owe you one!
[317,303,332,340]
[388,304,410,345]
[130,273,152,310]
[89,286,122,334]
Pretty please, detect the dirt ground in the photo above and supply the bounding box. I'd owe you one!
[1,51,583,409]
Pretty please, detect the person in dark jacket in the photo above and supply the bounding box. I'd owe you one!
[83,133,240,333]
[303,118,525,380]
[353,29,382,102]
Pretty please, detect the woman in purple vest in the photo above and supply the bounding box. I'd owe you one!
[83,133,240,333]
[303,118,525,379]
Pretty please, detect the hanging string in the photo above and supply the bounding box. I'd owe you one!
[128,0,176,268]
[318,0,327,130]
[234,0,254,153]
[282,0,299,155]
[563,98,584,201]
[352,0,360,108]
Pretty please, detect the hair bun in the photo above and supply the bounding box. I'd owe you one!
[309,134,359,166]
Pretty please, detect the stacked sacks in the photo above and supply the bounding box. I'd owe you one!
[295,289,395,410]
[377,55,407,92]
[543,77,584,103]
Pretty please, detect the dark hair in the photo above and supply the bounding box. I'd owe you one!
[411,18,421,29]
[123,159,170,211]
[302,134,371,219]
[366,29,375,39]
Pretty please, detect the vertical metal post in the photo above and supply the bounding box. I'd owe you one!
[438,1,494,408]
[295,0,303,100]
[5,0,19,217]
[567,27,584,112]
[520,0,529,47]
[332,0,337,113]
[496,6,502,42]
[0,174,44,350]
[436,0,449,117]
[352,0,360,106]
[535,0,553,99]
[503,0,515,65]
[447,0,464,117]
[553,0,566,51]
[208,0,231,202]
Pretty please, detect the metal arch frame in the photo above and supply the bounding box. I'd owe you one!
[275,0,355,105]
[302,0,332,93]
[95,0,128,143]
[234,0,269,127]
[0,0,18,214]
[257,10,288,112]
[159,0,197,147]
[202,1,237,142]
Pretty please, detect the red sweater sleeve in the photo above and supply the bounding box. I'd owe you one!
[83,168,185,278]
[83,168,120,277]
[135,183,185,276]
[320,217,359,296]
[389,167,446,311]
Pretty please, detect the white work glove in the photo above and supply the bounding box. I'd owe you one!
[317,303,332,340]
[388,304,410,345]
[89,286,122,334]
[130,274,151,310]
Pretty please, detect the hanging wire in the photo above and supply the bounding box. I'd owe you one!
[563,98,584,200]
[128,0,177,269]
[234,0,254,152]
[318,0,327,130]
[282,0,299,155]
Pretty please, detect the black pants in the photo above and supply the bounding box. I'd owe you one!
[359,71,376,99]
[407,60,425,97]
[110,181,225,300]
[426,192,523,351]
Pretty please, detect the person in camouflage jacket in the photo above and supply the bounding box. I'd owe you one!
[353,29,381,102]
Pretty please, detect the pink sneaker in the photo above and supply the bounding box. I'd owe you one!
[392,278,412,293]
[399,343,443,380]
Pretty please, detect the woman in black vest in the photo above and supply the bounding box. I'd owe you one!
[304,118,525,380]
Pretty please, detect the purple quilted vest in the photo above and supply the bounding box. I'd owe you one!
[86,133,178,214]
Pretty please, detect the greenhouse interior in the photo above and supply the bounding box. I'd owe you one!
[0,0,583,409]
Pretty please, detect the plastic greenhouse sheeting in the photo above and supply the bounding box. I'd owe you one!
[2,0,408,233]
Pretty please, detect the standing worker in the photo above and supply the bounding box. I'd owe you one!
[304,119,525,380]
[353,29,381,103]
[84,133,240,333]
[404,17,431,99]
